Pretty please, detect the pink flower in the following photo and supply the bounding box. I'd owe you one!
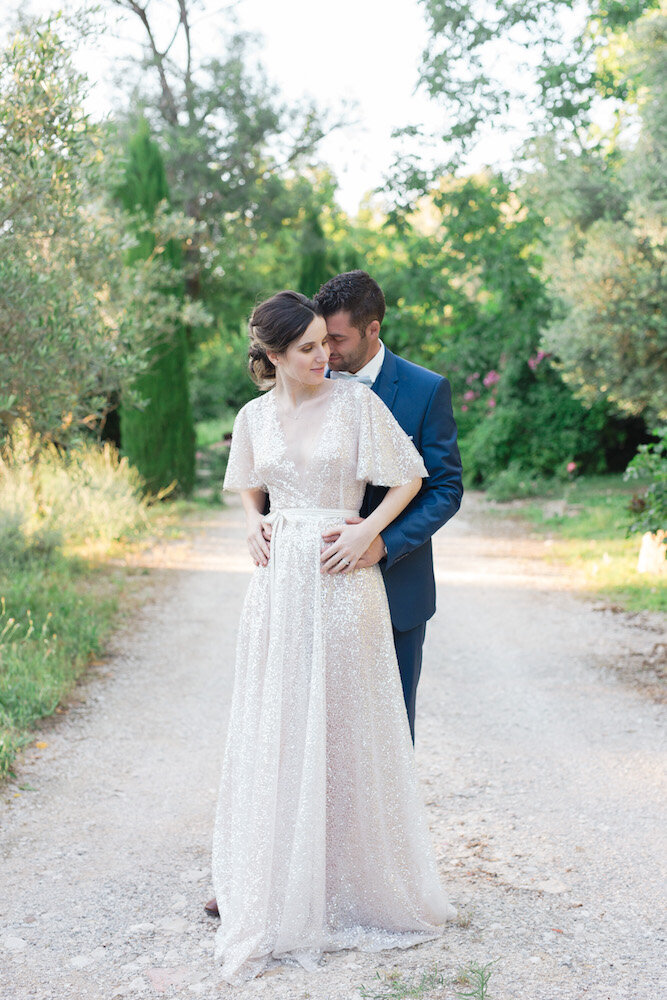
[465,372,480,385]
[461,404,469,412]
[528,350,550,371]
[483,370,500,388]
[463,390,477,401]
[567,461,577,474]
[487,397,496,408]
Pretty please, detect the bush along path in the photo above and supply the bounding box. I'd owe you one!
[0,495,665,1000]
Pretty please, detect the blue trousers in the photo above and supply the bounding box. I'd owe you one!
[392,622,427,744]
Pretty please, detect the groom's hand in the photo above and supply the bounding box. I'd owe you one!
[321,517,386,572]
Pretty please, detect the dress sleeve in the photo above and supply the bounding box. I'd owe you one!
[356,386,428,486]
[223,404,266,493]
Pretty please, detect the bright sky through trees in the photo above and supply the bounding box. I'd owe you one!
[6,0,528,213]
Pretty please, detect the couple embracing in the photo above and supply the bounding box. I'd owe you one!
[210,270,463,982]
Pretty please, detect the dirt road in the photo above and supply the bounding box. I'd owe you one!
[1,496,665,999]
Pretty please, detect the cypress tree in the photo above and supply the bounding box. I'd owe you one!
[299,207,330,297]
[116,119,195,495]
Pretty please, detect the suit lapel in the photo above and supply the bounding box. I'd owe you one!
[372,348,399,411]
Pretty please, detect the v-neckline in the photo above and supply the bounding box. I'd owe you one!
[270,381,339,478]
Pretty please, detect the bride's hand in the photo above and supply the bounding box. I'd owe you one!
[320,520,373,574]
[246,510,272,566]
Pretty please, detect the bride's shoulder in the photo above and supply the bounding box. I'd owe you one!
[240,391,272,416]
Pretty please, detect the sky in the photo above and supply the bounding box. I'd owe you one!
[5,0,522,213]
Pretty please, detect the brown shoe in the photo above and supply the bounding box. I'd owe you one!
[204,897,220,918]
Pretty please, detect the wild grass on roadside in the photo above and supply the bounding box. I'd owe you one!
[491,474,665,613]
[453,961,494,999]
[0,426,155,778]
[1,424,150,554]
[0,554,123,778]
[359,961,494,1000]
[359,965,447,999]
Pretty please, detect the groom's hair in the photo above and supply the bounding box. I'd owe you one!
[314,270,385,334]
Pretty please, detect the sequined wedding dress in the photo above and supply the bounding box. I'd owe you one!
[212,380,455,982]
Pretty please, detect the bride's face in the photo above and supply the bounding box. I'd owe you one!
[277,316,330,386]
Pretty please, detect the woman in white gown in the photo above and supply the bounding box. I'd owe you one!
[212,291,455,982]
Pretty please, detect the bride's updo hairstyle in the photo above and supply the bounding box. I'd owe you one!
[248,290,322,389]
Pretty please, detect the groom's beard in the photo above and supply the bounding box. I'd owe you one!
[327,337,369,374]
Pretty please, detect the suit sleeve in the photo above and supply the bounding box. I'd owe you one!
[381,377,463,569]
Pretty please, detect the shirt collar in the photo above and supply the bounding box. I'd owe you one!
[352,341,385,384]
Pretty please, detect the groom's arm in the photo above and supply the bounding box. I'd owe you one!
[381,376,462,570]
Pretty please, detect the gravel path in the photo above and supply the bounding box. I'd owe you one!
[1,495,665,1000]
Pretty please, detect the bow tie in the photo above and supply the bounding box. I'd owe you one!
[329,371,374,387]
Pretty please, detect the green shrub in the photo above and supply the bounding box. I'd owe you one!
[624,425,667,537]
[485,463,554,502]
[1,424,150,549]
[190,327,258,423]
[462,362,613,485]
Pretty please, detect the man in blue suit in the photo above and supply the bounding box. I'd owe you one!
[316,271,463,743]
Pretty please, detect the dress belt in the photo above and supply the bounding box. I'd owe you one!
[264,507,359,525]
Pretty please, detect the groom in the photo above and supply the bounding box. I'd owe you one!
[317,270,462,743]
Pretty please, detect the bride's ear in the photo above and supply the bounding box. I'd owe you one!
[267,351,280,367]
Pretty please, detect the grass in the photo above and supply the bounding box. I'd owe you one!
[0,551,126,777]
[359,962,494,1000]
[453,962,494,999]
[491,474,666,614]
[0,428,182,780]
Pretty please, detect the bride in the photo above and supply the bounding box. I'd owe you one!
[212,290,455,982]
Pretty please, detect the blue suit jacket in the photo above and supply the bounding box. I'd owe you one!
[362,349,463,631]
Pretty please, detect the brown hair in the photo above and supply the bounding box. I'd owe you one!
[248,290,322,388]
[314,270,385,332]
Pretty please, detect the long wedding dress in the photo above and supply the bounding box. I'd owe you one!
[212,380,455,982]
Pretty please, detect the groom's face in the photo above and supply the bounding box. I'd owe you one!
[324,310,375,373]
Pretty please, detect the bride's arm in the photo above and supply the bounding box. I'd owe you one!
[241,488,271,566]
[320,476,422,574]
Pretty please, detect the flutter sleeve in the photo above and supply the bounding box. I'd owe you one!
[356,385,428,486]
[223,403,266,493]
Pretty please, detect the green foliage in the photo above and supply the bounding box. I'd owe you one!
[348,174,622,486]
[416,0,659,161]
[535,12,667,425]
[190,327,259,423]
[116,119,197,496]
[0,550,123,779]
[0,424,150,550]
[111,0,338,346]
[0,425,156,778]
[463,360,614,484]
[624,426,667,536]
[544,215,666,421]
[299,207,330,297]
[0,17,199,442]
